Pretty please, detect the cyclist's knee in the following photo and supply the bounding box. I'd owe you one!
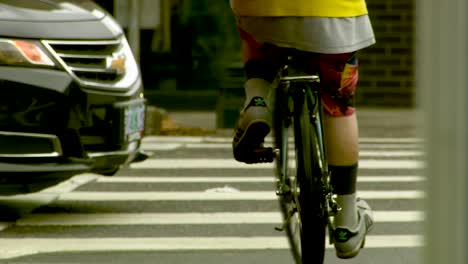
[322,93,356,117]
[320,53,358,117]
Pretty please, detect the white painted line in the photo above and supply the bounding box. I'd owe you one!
[0,223,10,231]
[358,191,424,199]
[39,174,98,194]
[359,138,423,143]
[141,137,423,150]
[360,160,423,169]
[0,174,98,232]
[142,143,182,151]
[17,212,284,226]
[202,137,236,143]
[359,151,422,157]
[0,235,423,259]
[58,190,424,201]
[142,136,203,143]
[98,176,275,183]
[129,158,271,169]
[293,150,421,158]
[153,143,423,156]
[358,176,425,182]
[359,144,422,150]
[16,211,423,226]
[183,143,231,149]
[0,193,57,205]
[143,136,422,144]
[145,142,422,150]
[0,174,98,205]
[97,175,424,183]
[129,159,423,169]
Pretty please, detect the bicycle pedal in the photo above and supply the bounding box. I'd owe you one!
[274,225,285,232]
[242,147,275,164]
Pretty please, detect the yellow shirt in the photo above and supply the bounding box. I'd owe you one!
[230,0,368,18]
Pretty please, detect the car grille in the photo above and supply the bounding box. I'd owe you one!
[43,38,138,90]
[0,84,65,132]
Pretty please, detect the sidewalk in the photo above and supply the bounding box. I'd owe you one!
[158,107,421,138]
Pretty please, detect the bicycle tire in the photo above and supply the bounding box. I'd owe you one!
[292,88,327,263]
[273,81,302,263]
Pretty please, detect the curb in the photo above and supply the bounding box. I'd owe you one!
[145,106,223,136]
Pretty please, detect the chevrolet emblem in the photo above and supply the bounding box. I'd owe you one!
[107,53,126,74]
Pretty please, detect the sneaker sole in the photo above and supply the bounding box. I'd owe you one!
[233,120,270,162]
[336,237,365,259]
[334,200,374,259]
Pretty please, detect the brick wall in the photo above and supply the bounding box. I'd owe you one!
[357,0,415,107]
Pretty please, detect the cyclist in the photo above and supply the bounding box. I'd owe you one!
[230,0,375,259]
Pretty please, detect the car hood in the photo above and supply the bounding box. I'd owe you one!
[0,0,123,40]
[0,0,105,22]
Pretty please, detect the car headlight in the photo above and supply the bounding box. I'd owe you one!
[0,39,56,67]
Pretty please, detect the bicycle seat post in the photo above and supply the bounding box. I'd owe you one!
[279,57,292,82]
[280,55,320,83]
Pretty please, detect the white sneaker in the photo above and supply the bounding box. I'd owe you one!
[232,97,272,163]
[332,198,374,259]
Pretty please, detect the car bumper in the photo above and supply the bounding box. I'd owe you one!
[0,66,148,193]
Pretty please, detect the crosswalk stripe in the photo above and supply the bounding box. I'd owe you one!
[16,211,423,226]
[0,135,424,263]
[2,136,424,259]
[180,143,421,149]
[143,136,204,143]
[58,190,424,201]
[0,235,423,259]
[97,176,424,183]
[142,142,422,157]
[142,136,423,144]
[143,143,183,150]
[359,138,423,143]
[142,142,422,150]
[130,159,423,169]
[358,144,422,150]
[0,223,9,232]
[359,151,422,157]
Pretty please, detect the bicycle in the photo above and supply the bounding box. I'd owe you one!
[255,53,340,263]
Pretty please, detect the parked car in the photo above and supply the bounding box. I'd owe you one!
[0,0,148,195]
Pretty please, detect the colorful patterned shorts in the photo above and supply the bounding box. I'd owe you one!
[240,29,359,117]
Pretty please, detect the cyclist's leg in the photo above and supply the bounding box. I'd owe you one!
[299,51,360,226]
[240,39,280,108]
[315,52,374,258]
[324,113,359,227]
[316,53,359,225]
[232,29,285,163]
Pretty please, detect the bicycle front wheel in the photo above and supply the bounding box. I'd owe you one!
[293,92,327,263]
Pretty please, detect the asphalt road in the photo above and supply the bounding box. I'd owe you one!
[0,108,424,264]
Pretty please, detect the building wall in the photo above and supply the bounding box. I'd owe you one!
[357,0,415,107]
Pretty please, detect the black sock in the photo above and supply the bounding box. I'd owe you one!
[329,163,358,195]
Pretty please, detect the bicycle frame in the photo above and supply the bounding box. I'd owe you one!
[275,65,331,204]
[273,61,339,263]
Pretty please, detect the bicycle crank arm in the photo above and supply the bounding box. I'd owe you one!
[275,207,297,232]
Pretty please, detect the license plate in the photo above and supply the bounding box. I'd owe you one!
[124,103,145,142]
